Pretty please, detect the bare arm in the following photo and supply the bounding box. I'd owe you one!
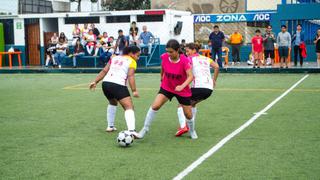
[89,63,110,90]
[127,68,139,97]
[175,69,193,92]
[210,61,219,88]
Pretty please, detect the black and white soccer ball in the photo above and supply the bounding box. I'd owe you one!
[117,131,133,147]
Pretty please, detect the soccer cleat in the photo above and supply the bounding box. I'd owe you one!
[138,128,149,139]
[129,130,141,139]
[105,126,117,132]
[175,124,189,137]
[189,130,198,139]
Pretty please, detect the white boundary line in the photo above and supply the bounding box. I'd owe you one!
[173,74,309,180]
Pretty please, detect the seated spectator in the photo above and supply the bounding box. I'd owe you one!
[114,29,128,55]
[81,23,90,37]
[72,24,81,46]
[94,32,108,56]
[99,36,115,67]
[129,21,139,35]
[91,23,100,38]
[45,39,56,68]
[85,29,97,55]
[54,37,68,69]
[50,33,59,59]
[139,25,154,54]
[70,38,85,68]
[59,32,68,43]
[129,30,139,46]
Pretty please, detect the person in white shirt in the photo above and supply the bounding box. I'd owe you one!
[89,46,141,138]
[54,37,68,69]
[175,43,219,138]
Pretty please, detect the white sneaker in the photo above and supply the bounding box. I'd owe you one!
[129,130,142,139]
[58,65,61,69]
[105,126,117,132]
[231,62,235,66]
[189,130,198,139]
[138,128,149,139]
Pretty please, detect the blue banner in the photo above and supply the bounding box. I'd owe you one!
[194,13,273,23]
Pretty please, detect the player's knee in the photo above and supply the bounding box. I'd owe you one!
[185,112,193,120]
[151,104,161,111]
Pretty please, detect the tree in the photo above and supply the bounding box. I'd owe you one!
[108,0,150,10]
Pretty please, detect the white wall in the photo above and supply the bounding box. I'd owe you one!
[246,0,282,11]
[13,19,25,45]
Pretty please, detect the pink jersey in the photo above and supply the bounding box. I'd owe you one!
[252,36,264,53]
[160,53,192,97]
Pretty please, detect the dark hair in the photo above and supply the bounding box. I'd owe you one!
[255,29,261,33]
[58,37,65,42]
[297,24,302,27]
[166,39,180,51]
[186,43,201,52]
[109,36,114,39]
[118,29,123,33]
[267,25,272,28]
[181,39,186,43]
[131,21,136,25]
[281,25,287,28]
[213,25,219,29]
[123,45,141,55]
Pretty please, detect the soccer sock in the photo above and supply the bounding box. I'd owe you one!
[107,105,117,128]
[124,109,135,131]
[177,107,186,128]
[143,107,158,131]
[45,57,50,66]
[192,107,197,122]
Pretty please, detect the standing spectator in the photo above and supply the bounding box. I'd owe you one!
[139,25,154,55]
[292,24,305,67]
[70,38,85,68]
[209,25,225,68]
[129,21,139,35]
[99,36,115,67]
[129,31,139,46]
[91,23,100,38]
[72,24,81,46]
[314,28,320,67]
[85,29,97,55]
[114,29,128,55]
[54,37,68,69]
[252,30,264,68]
[277,25,291,68]
[59,32,68,43]
[229,29,243,65]
[263,25,276,66]
[180,39,186,55]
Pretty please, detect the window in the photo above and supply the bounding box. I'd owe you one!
[0,19,14,44]
[106,16,130,23]
[137,15,163,22]
[64,17,100,24]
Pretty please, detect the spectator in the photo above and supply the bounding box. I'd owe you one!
[72,24,81,46]
[229,29,243,65]
[277,25,291,68]
[51,33,59,45]
[85,29,97,55]
[263,25,276,66]
[114,29,128,55]
[209,25,225,68]
[292,24,305,67]
[252,29,264,68]
[54,37,68,69]
[180,39,186,55]
[99,36,115,67]
[129,21,139,35]
[59,32,68,43]
[70,38,85,68]
[314,28,320,67]
[94,32,108,56]
[91,23,100,38]
[129,30,139,46]
[82,24,90,38]
[139,25,154,55]
[45,39,56,68]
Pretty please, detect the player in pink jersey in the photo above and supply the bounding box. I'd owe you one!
[252,29,264,68]
[175,43,219,138]
[138,39,195,139]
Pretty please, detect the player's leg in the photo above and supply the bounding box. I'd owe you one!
[106,98,118,132]
[118,96,140,138]
[317,53,320,67]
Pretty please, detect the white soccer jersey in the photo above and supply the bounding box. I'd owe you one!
[191,55,214,90]
[102,55,137,86]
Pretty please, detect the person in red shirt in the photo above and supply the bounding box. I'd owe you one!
[251,29,264,68]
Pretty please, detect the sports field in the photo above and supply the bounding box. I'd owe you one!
[0,73,320,179]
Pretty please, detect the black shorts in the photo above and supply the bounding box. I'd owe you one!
[102,81,130,101]
[158,87,191,106]
[191,88,213,102]
[278,46,289,58]
[264,50,275,59]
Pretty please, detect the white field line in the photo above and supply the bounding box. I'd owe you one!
[173,74,309,180]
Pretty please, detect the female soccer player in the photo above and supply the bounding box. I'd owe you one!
[138,39,196,139]
[175,43,220,138]
[89,46,141,138]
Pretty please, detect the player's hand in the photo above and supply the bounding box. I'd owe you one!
[175,85,184,92]
[133,91,139,98]
[89,82,97,91]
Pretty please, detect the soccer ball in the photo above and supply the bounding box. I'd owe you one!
[117,131,133,147]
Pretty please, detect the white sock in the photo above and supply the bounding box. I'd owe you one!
[45,57,50,66]
[143,107,157,131]
[125,109,135,131]
[192,107,197,122]
[107,105,117,127]
[177,107,186,128]
[186,118,194,132]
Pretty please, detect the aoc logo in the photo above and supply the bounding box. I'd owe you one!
[194,15,211,23]
[216,14,247,22]
[253,13,270,21]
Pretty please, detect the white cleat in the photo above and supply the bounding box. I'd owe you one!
[138,128,149,139]
[189,130,198,139]
[105,126,117,132]
[129,130,142,139]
